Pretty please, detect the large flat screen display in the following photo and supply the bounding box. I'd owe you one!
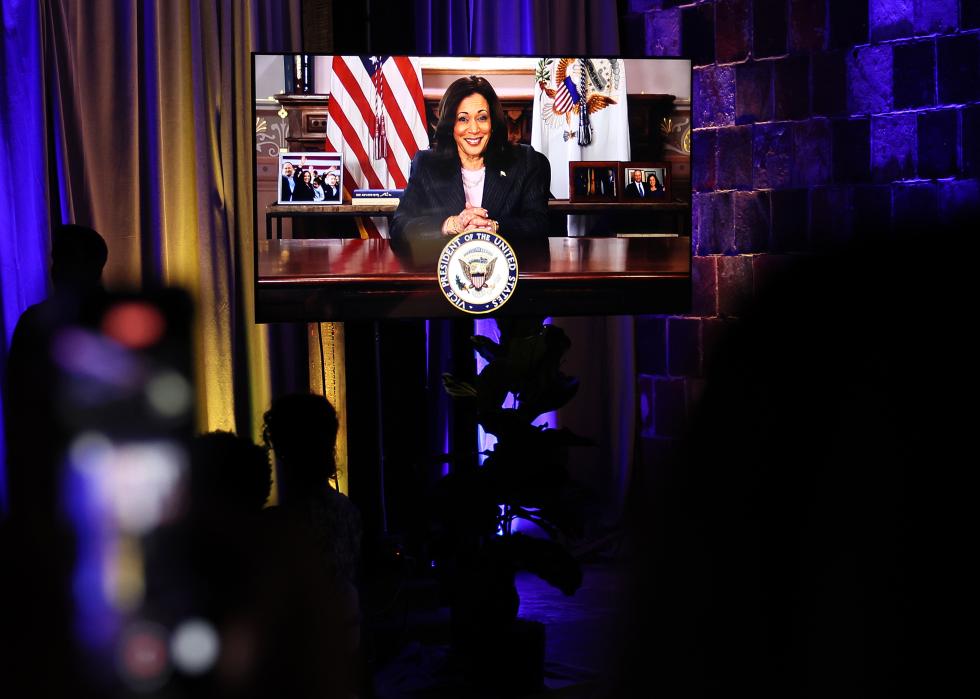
[253,55,692,321]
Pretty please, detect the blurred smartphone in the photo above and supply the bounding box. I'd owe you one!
[51,288,201,693]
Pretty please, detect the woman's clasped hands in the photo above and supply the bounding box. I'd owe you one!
[443,203,497,236]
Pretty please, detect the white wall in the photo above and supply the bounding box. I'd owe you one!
[255,55,285,101]
[624,59,691,99]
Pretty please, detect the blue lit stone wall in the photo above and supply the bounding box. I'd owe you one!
[623,0,980,465]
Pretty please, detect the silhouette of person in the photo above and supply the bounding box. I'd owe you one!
[261,393,364,692]
[139,428,357,698]
[280,161,298,201]
[599,167,617,197]
[610,222,974,697]
[647,171,664,195]
[293,169,316,202]
[3,223,108,522]
[323,170,341,202]
[188,430,273,519]
[312,176,325,202]
[625,169,647,198]
[261,393,362,585]
[1,223,109,694]
[574,167,590,196]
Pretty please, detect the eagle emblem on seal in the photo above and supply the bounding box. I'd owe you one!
[458,255,497,293]
[535,58,621,136]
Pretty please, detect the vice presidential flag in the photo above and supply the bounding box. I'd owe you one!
[325,55,429,237]
[531,58,630,236]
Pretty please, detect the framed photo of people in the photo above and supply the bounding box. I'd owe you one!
[569,161,622,203]
[621,162,671,202]
[277,151,344,204]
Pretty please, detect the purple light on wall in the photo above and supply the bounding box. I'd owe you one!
[416,0,622,57]
[414,0,471,54]
[426,320,452,477]
[138,1,164,276]
[1,0,51,511]
[469,0,537,54]
[47,64,71,225]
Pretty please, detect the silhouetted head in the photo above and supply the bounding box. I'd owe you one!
[189,431,272,516]
[262,394,339,495]
[50,224,107,290]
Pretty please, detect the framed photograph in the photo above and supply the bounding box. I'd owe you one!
[569,161,621,203]
[621,162,671,202]
[277,151,343,204]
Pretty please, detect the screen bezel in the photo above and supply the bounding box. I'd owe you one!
[252,53,693,321]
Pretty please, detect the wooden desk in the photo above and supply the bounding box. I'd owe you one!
[256,236,691,321]
[265,199,690,239]
[266,203,399,239]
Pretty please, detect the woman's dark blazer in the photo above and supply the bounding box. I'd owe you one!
[292,180,315,202]
[390,144,551,241]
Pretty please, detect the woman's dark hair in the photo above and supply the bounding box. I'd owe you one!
[51,223,108,286]
[262,393,339,487]
[432,75,513,168]
[190,431,272,513]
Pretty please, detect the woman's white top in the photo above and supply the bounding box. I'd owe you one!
[461,167,486,209]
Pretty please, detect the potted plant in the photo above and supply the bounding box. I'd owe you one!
[432,317,591,692]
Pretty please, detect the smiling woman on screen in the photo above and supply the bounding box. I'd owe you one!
[391,76,551,241]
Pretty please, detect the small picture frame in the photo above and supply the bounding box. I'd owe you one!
[569,161,621,203]
[621,162,671,202]
[277,151,343,204]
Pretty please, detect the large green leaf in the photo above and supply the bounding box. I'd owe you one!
[516,374,580,419]
[437,319,592,582]
[495,317,546,346]
[470,334,502,364]
[474,362,514,413]
[505,331,550,380]
[441,372,477,399]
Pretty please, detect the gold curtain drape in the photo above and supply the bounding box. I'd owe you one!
[40,0,301,441]
[307,322,347,494]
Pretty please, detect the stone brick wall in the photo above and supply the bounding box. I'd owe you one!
[623,0,980,465]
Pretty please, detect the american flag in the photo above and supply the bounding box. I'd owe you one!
[554,75,581,114]
[325,55,429,238]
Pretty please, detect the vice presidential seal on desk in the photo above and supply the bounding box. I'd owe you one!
[438,229,518,314]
